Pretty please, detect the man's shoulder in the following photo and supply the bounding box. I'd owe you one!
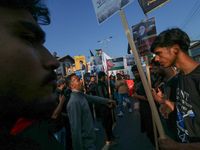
[67,92,84,106]
[115,80,119,84]
[179,65,200,82]
[97,81,103,86]
[54,88,62,94]
[90,83,97,87]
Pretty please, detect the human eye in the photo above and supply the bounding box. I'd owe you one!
[21,34,38,45]
[155,52,160,56]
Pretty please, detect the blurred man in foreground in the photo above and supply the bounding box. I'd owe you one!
[0,0,64,149]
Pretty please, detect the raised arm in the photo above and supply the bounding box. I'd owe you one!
[51,95,66,119]
[84,94,116,105]
[158,135,200,150]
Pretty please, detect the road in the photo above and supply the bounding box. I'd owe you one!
[94,97,156,150]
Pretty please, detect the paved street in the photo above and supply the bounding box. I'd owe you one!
[94,97,155,150]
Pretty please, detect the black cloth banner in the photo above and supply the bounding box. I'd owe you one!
[138,0,170,14]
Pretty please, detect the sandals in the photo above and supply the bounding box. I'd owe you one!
[106,141,118,146]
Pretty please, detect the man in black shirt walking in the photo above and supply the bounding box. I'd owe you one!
[96,72,118,146]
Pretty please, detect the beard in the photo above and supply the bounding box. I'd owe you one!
[20,96,56,121]
[0,92,57,122]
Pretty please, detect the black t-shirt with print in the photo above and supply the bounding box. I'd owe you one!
[162,74,180,142]
[176,65,200,143]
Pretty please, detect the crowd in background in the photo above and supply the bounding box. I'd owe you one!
[1,1,200,150]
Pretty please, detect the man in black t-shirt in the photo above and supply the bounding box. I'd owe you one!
[96,72,118,146]
[151,58,180,142]
[151,28,200,149]
[50,78,67,149]
[88,76,100,131]
[131,65,155,147]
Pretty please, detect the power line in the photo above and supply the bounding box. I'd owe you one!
[180,0,200,30]
[184,8,200,31]
[194,33,200,40]
[180,0,199,29]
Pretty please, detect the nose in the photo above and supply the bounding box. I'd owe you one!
[155,55,159,62]
[42,47,60,70]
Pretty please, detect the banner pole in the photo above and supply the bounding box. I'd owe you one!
[107,71,115,129]
[81,71,86,94]
[145,56,159,150]
[119,9,166,139]
[144,13,159,149]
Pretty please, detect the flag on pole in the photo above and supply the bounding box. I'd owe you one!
[102,51,115,72]
[138,0,170,14]
[89,49,94,56]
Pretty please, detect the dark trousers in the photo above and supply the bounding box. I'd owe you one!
[100,105,114,141]
[63,117,73,150]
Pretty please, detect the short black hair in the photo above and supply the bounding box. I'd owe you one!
[151,57,160,66]
[0,0,50,25]
[98,71,105,80]
[131,65,138,72]
[65,73,76,88]
[150,28,190,54]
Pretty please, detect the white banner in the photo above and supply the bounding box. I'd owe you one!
[92,0,134,24]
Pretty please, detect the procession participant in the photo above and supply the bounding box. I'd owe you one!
[96,71,119,146]
[110,75,119,106]
[115,73,132,117]
[88,76,100,131]
[151,28,200,149]
[131,65,155,147]
[66,74,116,150]
[50,78,67,149]
[151,58,180,142]
[0,0,63,149]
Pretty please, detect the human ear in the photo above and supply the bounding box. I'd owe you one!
[172,45,180,55]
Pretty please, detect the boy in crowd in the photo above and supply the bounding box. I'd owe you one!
[151,28,200,149]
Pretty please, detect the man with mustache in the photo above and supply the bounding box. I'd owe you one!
[66,73,116,150]
[0,0,64,149]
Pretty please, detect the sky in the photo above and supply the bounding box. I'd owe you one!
[41,0,200,62]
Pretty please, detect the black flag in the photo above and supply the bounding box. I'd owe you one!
[89,49,94,56]
[138,0,170,14]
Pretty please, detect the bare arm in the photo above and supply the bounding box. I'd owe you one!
[159,101,175,119]
[158,135,200,150]
[133,93,148,101]
[51,95,66,119]
[85,94,116,105]
[151,88,164,103]
[114,82,120,90]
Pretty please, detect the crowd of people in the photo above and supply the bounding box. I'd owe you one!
[0,0,200,150]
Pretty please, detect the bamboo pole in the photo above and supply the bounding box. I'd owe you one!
[119,9,166,139]
[144,13,159,149]
[107,71,115,129]
[145,56,159,150]
[81,71,86,94]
